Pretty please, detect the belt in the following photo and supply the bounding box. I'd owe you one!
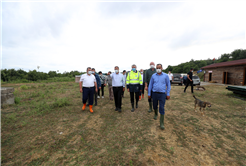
[83,87,95,89]
[113,86,123,88]
[154,92,165,94]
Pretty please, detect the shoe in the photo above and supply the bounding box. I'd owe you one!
[102,96,104,98]
[153,109,158,120]
[115,108,118,111]
[184,91,186,93]
[89,105,93,113]
[139,96,141,101]
[136,102,138,108]
[82,103,86,111]
[118,108,122,113]
[148,102,153,113]
[142,94,144,99]
[131,103,134,112]
[97,96,100,98]
[160,114,165,130]
[94,103,97,106]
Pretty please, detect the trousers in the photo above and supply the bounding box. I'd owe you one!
[113,87,123,109]
[152,92,166,115]
[184,80,193,93]
[82,87,95,105]
[98,84,105,96]
[130,92,139,103]
[87,89,97,105]
[108,86,114,100]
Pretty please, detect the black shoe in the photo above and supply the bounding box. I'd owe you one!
[184,91,186,93]
[136,102,138,108]
[94,103,97,106]
[115,108,118,111]
[118,108,122,113]
[131,103,134,112]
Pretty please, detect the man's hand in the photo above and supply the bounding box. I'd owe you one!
[145,87,148,91]
[80,89,83,93]
[166,96,170,100]
[127,88,129,92]
[190,80,193,82]
[99,87,101,89]
[95,89,98,93]
[140,90,142,92]
[104,84,106,86]
[123,87,125,91]
[148,96,151,99]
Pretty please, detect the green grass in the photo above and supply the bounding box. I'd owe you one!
[1,83,246,165]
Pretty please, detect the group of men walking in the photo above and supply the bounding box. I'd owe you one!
[79,63,194,130]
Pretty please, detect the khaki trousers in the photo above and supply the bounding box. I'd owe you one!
[108,86,114,100]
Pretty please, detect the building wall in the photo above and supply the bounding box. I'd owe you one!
[204,65,246,85]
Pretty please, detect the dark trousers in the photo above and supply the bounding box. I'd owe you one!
[152,92,166,115]
[113,86,123,109]
[139,85,144,96]
[184,80,193,93]
[87,89,97,105]
[122,90,124,97]
[82,87,95,105]
[130,92,139,104]
[98,84,104,96]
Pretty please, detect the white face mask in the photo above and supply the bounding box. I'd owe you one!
[191,70,193,73]
[115,70,119,73]
[156,69,162,73]
[92,71,95,74]
[150,65,155,68]
[141,72,143,74]
[88,71,92,75]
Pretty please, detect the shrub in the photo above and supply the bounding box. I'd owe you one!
[14,97,21,104]
[20,85,29,90]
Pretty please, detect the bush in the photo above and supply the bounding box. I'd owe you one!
[15,97,21,104]
[20,85,29,90]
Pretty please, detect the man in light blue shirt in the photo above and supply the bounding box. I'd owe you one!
[110,66,125,113]
[148,64,171,130]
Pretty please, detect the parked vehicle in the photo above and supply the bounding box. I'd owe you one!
[192,76,201,86]
[172,73,183,86]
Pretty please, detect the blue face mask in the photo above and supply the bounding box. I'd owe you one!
[132,68,136,72]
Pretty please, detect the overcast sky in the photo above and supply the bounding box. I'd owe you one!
[1,0,246,73]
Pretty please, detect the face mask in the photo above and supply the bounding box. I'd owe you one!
[156,69,162,73]
[88,71,92,75]
[191,71,193,73]
[132,68,136,72]
[92,71,95,74]
[150,65,155,68]
[141,72,143,74]
[115,70,119,73]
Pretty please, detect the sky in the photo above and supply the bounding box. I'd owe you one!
[1,0,246,73]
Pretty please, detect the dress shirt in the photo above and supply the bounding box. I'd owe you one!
[168,73,173,81]
[141,74,144,82]
[148,72,171,96]
[80,73,96,87]
[110,73,125,87]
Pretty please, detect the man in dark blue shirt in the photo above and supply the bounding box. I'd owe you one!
[184,68,194,93]
[148,64,171,130]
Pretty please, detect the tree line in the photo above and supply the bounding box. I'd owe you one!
[163,49,246,73]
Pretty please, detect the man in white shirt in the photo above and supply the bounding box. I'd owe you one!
[80,67,98,113]
[168,71,173,85]
[110,66,125,113]
[122,70,127,98]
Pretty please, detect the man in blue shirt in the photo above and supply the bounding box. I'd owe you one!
[148,64,171,130]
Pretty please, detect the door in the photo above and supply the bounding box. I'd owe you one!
[243,67,246,85]
[209,73,212,81]
[222,72,228,84]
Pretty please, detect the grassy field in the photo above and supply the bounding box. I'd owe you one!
[1,82,246,166]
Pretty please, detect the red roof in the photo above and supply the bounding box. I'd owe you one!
[201,59,246,69]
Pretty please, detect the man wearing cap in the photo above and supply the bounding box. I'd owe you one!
[139,69,145,101]
[148,64,171,130]
[86,68,101,106]
[106,71,114,101]
[145,62,156,112]
[184,68,194,93]
[111,66,125,112]
[126,64,143,112]
[98,71,106,99]
[80,67,98,113]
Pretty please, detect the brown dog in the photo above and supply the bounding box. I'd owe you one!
[193,95,211,116]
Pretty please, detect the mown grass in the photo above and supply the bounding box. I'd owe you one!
[1,82,246,165]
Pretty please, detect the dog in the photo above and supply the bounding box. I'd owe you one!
[193,95,211,116]
[196,85,206,90]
